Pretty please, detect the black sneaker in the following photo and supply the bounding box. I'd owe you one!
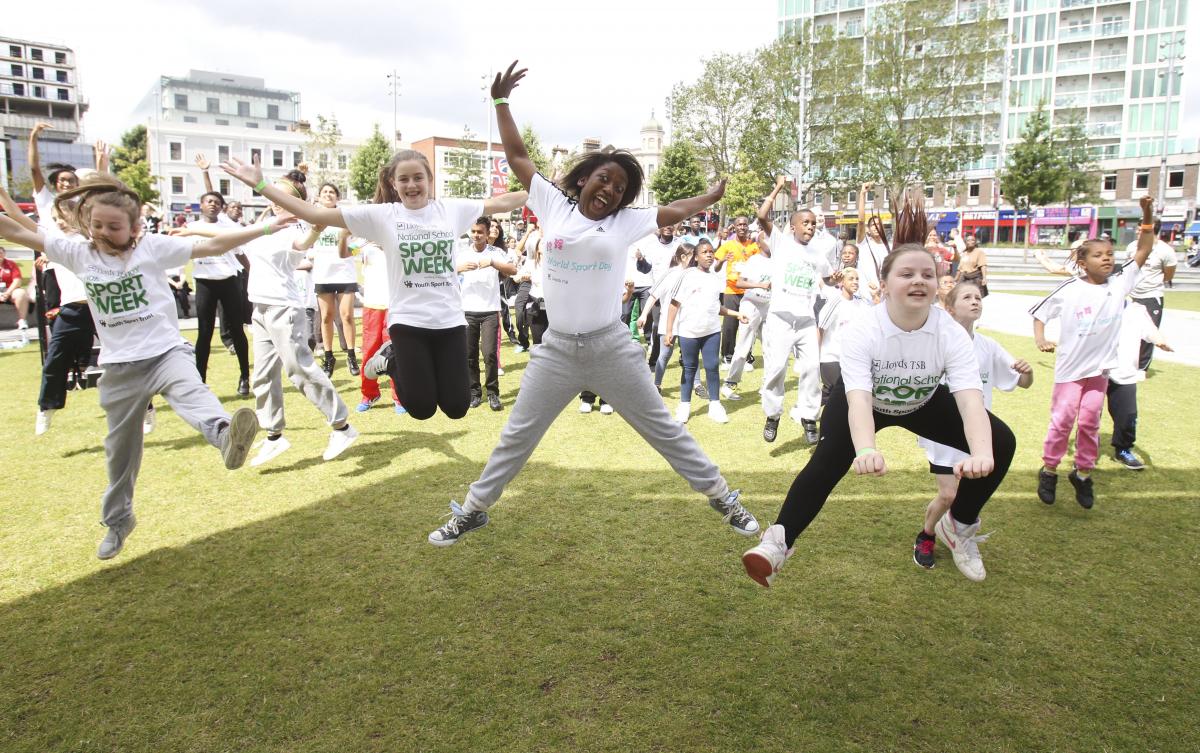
[322,351,336,378]
[488,394,502,411]
[469,394,482,409]
[913,531,936,569]
[364,342,392,380]
[1068,470,1094,510]
[1114,449,1145,470]
[694,382,710,401]
[763,416,780,443]
[1037,469,1057,504]
[236,376,250,397]
[346,350,360,376]
[801,419,819,445]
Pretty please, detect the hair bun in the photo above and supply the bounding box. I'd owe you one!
[297,162,309,175]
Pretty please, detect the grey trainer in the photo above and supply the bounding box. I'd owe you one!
[709,489,760,536]
[428,501,489,547]
[364,342,393,381]
[221,407,259,470]
[98,514,137,560]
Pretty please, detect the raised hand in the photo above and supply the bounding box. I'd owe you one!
[32,122,51,138]
[221,156,262,188]
[708,178,728,202]
[265,214,298,234]
[775,175,789,189]
[1139,195,1154,213]
[955,454,994,480]
[491,61,528,101]
[194,153,211,171]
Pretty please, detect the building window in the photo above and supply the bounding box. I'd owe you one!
[250,148,262,165]
[292,151,302,167]
[8,45,20,58]
[57,88,70,101]
[319,153,328,169]
[10,64,22,76]
[169,142,182,161]
[1168,169,1184,188]
[207,97,219,113]
[30,48,43,61]
[183,115,197,123]
[337,154,348,170]
[215,118,229,126]
[55,51,66,64]
[1135,170,1150,189]
[968,180,981,198]
[275,125,287,131]
[924,184,935,199]
[174,93,187,109]
[1102,173,1117,191]
[237,101,250,116]
[219,179,231,195]
[267,104,279,119]
[171,176,184,194]
[245,122,258,129]
[846,191,856,205]
[12,83,24,96]
[865,189,876,203]
[218,145,230,162]
[272,150,283,167]
[31,67,44,79]
[56,70,67,83]
[32,85,44,98]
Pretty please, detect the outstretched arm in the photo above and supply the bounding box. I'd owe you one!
[855,182,871,241]
[222,157,346,229]
[483,190,528,216]
[0,214,45,254]
[1132,195,1156,268]
[491,61,535,190]
[190,215,294,258]
[657,179,727,228]
[757,176,788,238]
[0,184,37,232]
[195,154,214,193]
[29,122,51,193]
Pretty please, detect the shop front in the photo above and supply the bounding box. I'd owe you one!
[1030,206,1097,246]
[961,209,1029,244]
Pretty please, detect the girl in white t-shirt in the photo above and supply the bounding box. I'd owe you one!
[357,240,403,414]
[665,240,748,424]
[1030,196,1159,510]
[913,281,1033,571]
[639,243,698,393]
[221,152,526,421]
[815,267,868,406]
[425,61,758,547]
[0,175,275,560]
[308,183,360,377]
[743,237,1017,587]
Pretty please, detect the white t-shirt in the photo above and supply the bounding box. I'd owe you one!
[34,186,56,232]
[817,293,867,364]
[310,227,357,285]
[765,227,832,319]
[857,238,887,295]
[341,198,483,330]
[457,241,508,313]
[43,233,193,364]
[738,253,773,305]
[918,332,1021,466]
[1029,260,1141,383]
[1109,301,1157,385]
[244,226,306,308]
[840,304,982,416]
[360,242,390,309]
[188,216,242,280]
[34,216,89,304]
[1124,239,1176,298]
[670,267,725,338]
[529,173,658,334]
[627,240,655,288]
[524,255,545,300]
[809,228,841,271]
[649,266,688,336]
[638,236,679,284]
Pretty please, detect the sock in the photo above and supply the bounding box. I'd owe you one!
[918,530,935,541]
[1075,469,1090,480]
[267,433,282,441]
[462,497,487,514]
[1042,466,1057,475]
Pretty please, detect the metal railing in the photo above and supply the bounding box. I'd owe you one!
[1090,88,1123,105]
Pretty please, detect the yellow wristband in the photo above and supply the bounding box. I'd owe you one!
[254,178,268,192]
[855,447,876,458]
[493,97,509,107]
[262,224,273,236]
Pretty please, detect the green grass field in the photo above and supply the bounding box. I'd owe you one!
[1,328,1197,752]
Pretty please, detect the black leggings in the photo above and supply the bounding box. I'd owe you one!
[38,302,95,410]
[776,382,1016,547]
[194,276,249,381]
[387,323,470,420]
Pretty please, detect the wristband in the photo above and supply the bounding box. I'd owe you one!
[855,447,877,458]
[493,97,509,107]
[262,224,273,236]
[254,178,268,192]
[1139,224,1154,231]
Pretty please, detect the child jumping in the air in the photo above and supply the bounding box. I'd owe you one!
[0,175,280,559]
[1030,196,1159,509]
[425,61,758,547]
[912,281,1033,576]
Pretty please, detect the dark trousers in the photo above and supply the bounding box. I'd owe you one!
[528,299,548,345]
[580,391,606,407]
[194,276,250,382]
[678,331,720,403]
[387,323,470,420]
[819,361,841,407]
[775,382,1016,547]
[621,286,652,330]
[218,269,251,347]
[38,302,95,411]
[513,281,532,349]
[169,276,191,317]
[646,302,662,368]
[1132,296,1163,371]
[720,293,743,359]
[465,311,500,398]
[1106,380,1138,450]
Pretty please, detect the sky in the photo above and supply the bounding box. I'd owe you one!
[6,0,776,150]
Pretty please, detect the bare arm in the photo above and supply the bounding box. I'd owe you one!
[952,389,994,479]
[1131,196,1156,268]
[0,215,45,254]
[1033,318,1055,352]
[190,216,294,258]
[338,229,352,259]
[847,390,884,476]
[657,180,727,228]
[735,275,770,290]
[222,158,346,228]
[195,154,214,194]
[855,183,870,241]
[482,191,528,216]
[491,62,535,190]
[757,176,788,238]
[0,184,37,232]
[664,299,681,346]
[1034,249,1071,276]
[293,224,325,251]
[28,123,50,193]
[95,140,109,173]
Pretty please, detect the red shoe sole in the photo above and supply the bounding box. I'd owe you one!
[742,552,773,588]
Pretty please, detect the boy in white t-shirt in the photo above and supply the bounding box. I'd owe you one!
[1105,300,1172,470]
[457,218,518,411]
[720,234,772,399]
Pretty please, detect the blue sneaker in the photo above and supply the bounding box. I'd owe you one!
[356,397,379,413]
[1114,449,1145,470]
[394,404,407,415]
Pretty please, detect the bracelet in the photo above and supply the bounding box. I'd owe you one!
[262,224,273,236]
[254,178,268,192]
[1139,224,1155,231]
[855,447,876,458]
[493,97,509,107]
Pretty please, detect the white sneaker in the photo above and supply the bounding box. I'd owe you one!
[719,384,741,401]
[18,320,29,346]
[323,424,359,461]
[599,403,614,415]
[498,366,505,376]
[250,435,291,467]
[579,401,593,414]
[934,512,991,582]
[36,408,55,436]
[675,401,691,423]
[708,401,729,423]
[742,524,794,588]
[143,405,156,435]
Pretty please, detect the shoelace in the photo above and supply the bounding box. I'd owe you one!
[961,529,993,559]
[438,502,470,536]
[916,538,936,556]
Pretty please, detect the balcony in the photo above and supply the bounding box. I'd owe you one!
[1088,121,1121,137]
[1057,58,1092,75]
[815,0,838,12]
[843,0,864,8]
[1054,93,1087,108]
[1090,88,1123,105]
[1094,54,1125,71]
[1096,20,1128,36]
[1060,24,1094,40]
[1061,0,1095,7]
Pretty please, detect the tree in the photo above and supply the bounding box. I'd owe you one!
[796,0,1005,203]
[444,125,486,199]
[110,125,159,204]
[348,123,392,201]
[722,169,770,221]
[1055,117,1101,246]
[508,124,550,191]
[998,102,1062,244]
[650,140,706,205]
[304,114,343,190]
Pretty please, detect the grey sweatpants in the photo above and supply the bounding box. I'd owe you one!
[98,343,230,527]
[251,303,349,434]
[466,322,730,508]
[760,311,821,421]
[724,297,769,385]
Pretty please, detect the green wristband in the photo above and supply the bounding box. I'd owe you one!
[262,224,273,236]
[254,178,268,192]
[855,447,876,458]
[493,97,509,107]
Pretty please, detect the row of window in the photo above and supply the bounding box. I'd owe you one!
[168,175,349,198]
[176,116,288,131]
[7,64,68,82]
[6,45,67,64]
[809,181,986,207]
[166,142,348,170]
[1101,169,1185,191]
[2,82,71,101]
[171,93,285,121]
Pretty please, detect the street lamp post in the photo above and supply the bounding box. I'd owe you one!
[481,72,493,200]
[1156,37,1185,215]
[386,71,401,148]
